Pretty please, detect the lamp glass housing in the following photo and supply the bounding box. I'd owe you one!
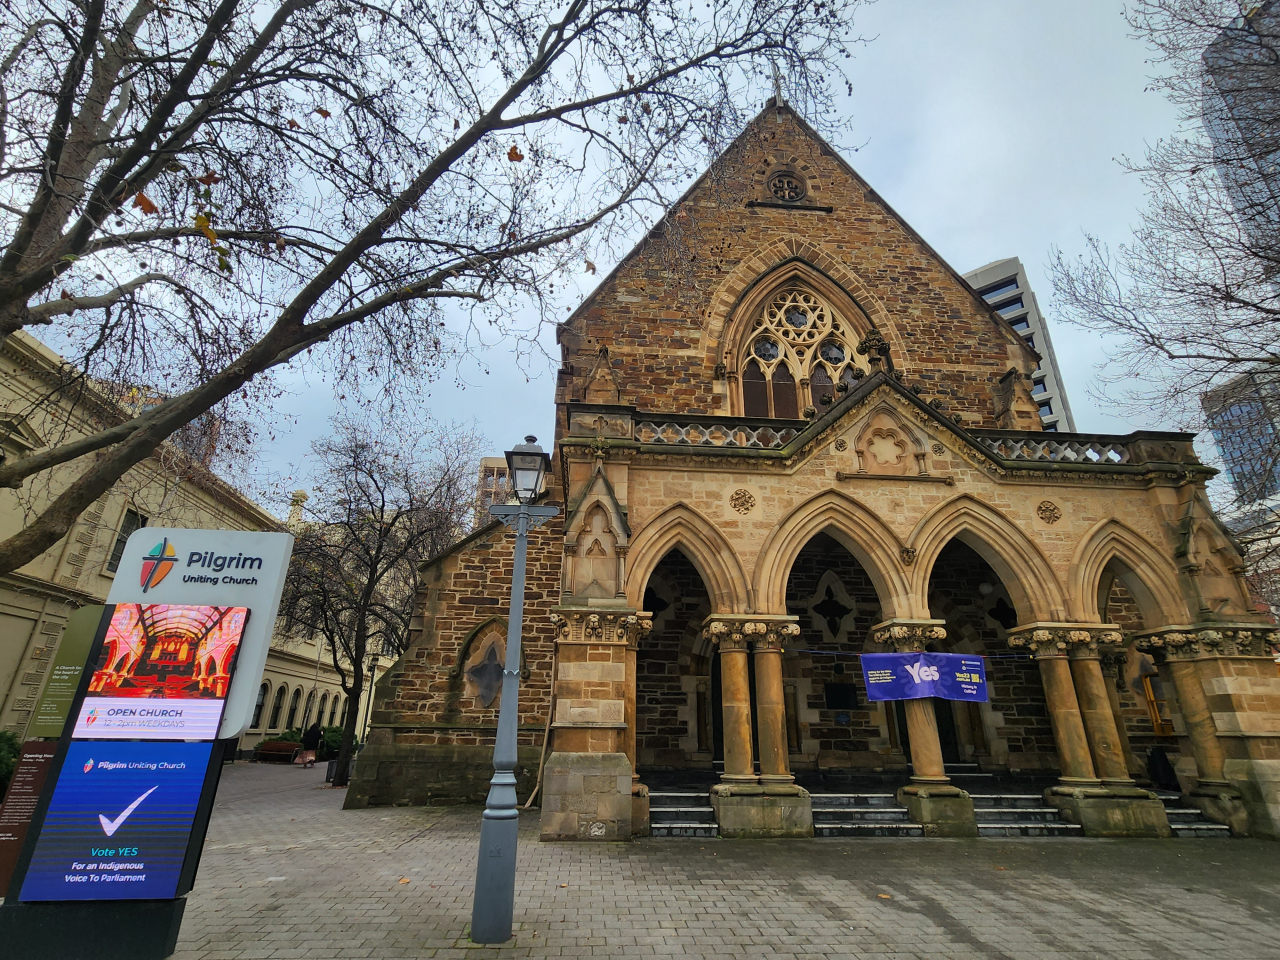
[505,437,548,504]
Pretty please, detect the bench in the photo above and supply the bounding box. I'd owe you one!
[253,740,300,764]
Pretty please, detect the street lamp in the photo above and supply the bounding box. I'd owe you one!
[471,436,558,944]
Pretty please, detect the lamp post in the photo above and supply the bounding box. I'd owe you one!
[471,436,558,944]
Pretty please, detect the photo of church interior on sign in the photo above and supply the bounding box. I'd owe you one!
[73,604,250,740]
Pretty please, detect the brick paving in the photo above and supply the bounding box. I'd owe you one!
[174,763,1280,960]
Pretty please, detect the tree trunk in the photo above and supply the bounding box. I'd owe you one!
[332,672,362,788]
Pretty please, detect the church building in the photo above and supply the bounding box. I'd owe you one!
[346,103,1280,841]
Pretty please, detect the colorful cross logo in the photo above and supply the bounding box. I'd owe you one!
[140,538,177,592]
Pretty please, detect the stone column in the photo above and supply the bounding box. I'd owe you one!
[1009,627,1099,786]
[869,619,976,837]
[1134,627,1256,835]
[783,679,801,755]
[869,620,952,786]
[1011,624,1171,838]
[1067,630,1135,786]
[749,621,801,791]
[703,616,812,838]
[1099,651,1139,778]
[705,621,756,785]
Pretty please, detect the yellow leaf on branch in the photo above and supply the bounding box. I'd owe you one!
[194,213,218,244]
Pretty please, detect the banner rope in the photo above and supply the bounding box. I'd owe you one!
[787,648,1032,660]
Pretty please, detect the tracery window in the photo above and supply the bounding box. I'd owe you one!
[740,287,866,418]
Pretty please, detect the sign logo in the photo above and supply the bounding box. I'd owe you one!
[98,786,157,838]
[83,758,95,773]
[903,662,941,683]
[140,538,177,592]
[85,708,98,725]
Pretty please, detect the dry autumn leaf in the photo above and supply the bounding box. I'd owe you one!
[287,118,300,129]
[131,192,158,215]
[315,108,331,118]
[196,171,222,186]
[194,213,218,244]
[877,894,892,900]
[398,877,410,884]
[507,145,524,162]
[585,261,596,274]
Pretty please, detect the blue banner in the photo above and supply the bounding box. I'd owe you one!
[19,741,212,902]
[861,652,987,703]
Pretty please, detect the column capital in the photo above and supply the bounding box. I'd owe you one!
[869,619,947,653]
[1007,623,1124,660]
[1134,623,1280,661]
[702,614,799,653]
[549,607,650,645]
[752,622,800,653]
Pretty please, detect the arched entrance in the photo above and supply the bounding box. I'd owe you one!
[925,538,1056,776]
[781,531,898,780]
[635,548,714,776]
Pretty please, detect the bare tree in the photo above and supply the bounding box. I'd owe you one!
[0,0,865,576]
[278,415,480,786]
[1049,1,1280,590]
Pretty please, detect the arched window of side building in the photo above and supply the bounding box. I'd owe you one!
[286,687,303,730]
[303,689,317,727]
[251,681,269,729]
[318,692,329,727]
[268,684,288,729]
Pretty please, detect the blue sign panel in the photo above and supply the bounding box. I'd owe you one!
[861,652,988,703]
[19,741,211,901]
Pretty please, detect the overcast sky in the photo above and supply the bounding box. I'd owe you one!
[258,0,1184,497]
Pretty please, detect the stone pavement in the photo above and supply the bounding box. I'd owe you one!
[174,763,1280,960]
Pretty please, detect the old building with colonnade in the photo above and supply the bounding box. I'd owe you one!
[348,102,1280,841]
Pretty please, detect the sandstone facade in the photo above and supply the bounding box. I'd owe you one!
[349,104,1280,839]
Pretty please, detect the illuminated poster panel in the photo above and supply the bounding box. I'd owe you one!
[72,604,249,740]
[18,742,213,901]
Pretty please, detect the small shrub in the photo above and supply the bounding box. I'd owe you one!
[275,729,303,743]
[320,725,344,760]
[0,730,21,800]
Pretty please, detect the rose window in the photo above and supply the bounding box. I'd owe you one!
[768,171,806,202]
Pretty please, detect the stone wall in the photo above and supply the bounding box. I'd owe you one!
[345,509,564,809]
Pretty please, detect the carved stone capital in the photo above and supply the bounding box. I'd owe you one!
[1007,623,1125,660]
[869,619,947,653]
[703,615,799,654]
[1135,624,1280,660]
[615,614,652,646]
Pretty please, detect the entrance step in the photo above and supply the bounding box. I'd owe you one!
[811,793,923,838]
[649,791,717,838]
[907,762,995,779]
[1162,802,1232,838]
[972,794,1082,837]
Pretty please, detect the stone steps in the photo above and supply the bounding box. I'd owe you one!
[649,791,717,838]
[811,792,919,838]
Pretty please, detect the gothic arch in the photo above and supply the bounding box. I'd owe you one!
[753,489,909,617]
[703,240,907,369]
[627,502,751,613]
[1069,518,1188,627]
[909,494,1067,623]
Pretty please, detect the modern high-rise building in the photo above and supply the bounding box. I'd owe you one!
[962,257,1076,432]
[1202,1,1280,241]
[1202,371,1280,505]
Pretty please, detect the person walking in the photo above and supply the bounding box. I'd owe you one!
[299,721,323,768]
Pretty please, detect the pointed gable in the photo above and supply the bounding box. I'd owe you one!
[556,102,1041,432]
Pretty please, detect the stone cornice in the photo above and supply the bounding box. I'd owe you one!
[1133,624,1280,660]
[1007,623,1124,660]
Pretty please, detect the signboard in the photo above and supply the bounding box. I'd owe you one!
[71,604,249,741]
[28,606,108,739]
[18,741,214,902]
[105,528,293,738]
[0,742,59,896]
[861,652,988,703]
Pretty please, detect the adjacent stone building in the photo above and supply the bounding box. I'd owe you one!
[348,103,1280,840]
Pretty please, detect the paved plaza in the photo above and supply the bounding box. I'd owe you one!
[174,764,1280,960]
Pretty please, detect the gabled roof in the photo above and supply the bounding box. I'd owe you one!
[557,100,1037,360]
